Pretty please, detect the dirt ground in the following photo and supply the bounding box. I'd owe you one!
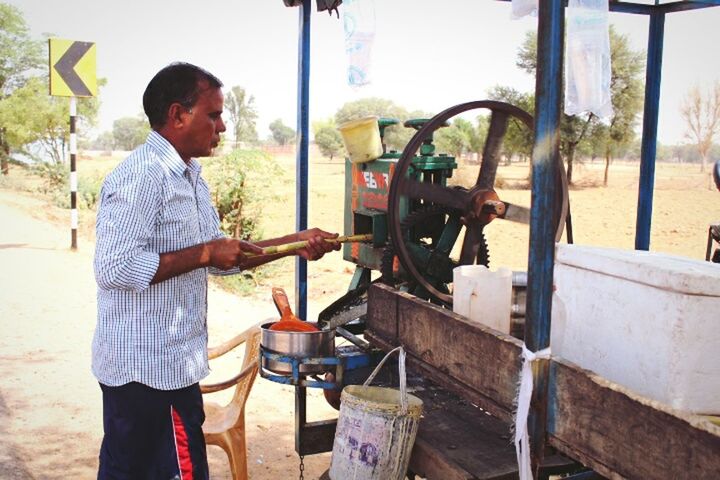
[0,185,338,480]
[1,158,719,479]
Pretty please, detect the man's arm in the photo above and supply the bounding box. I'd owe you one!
[151,238,262,284]
[95,170,263,291]
[236,228,341,270]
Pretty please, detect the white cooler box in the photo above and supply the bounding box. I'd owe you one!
[551,244,720,414]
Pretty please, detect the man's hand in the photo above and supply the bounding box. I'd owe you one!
[296,228,340,261]
[206,238,263,270]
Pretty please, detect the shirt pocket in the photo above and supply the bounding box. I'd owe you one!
[154,182,201,251]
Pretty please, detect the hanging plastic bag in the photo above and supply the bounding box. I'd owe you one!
[565,0,613,119]
[343,0,376,87]
[511,0,538,19]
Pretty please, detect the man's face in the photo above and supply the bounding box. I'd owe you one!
[181,82,226,159]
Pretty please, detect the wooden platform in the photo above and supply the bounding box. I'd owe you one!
[366,285,576,479]
[408,375,575,480]
[320,367,575,480]
[366,284,720,479]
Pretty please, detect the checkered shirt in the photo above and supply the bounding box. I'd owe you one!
[92,131,233,390]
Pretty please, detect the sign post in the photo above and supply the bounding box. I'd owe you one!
[48,38,97,250]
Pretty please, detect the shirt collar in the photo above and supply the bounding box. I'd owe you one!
[146,131,201,177]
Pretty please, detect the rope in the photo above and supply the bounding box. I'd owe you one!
[514,344,551,480]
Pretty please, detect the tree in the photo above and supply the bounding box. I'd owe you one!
[224,85,258,146]
[203,149,281,240]
[486,85,534,162]
[600,31,645,185]
[269,118,295,146]
[0,76,103,164]
[0,3,43,174]
[315,127,344,160]
[680,81,720,173]
[112,115,150,151]
[312,118,344,160]
[435,118,475,160]
[88,131,115,151]
[516,28,645,185]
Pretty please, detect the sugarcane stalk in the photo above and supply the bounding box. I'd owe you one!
[249,233,373,257]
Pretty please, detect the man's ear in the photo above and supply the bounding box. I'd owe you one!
[167,103,189,129]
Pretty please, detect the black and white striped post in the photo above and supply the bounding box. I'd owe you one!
[49,38,97,250]
[69,96,78,250]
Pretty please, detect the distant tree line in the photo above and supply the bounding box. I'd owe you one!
[3,2,717,183]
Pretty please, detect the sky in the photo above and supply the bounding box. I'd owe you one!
[8,0,720,145]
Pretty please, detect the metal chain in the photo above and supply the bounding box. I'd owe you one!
[299,454,305,480]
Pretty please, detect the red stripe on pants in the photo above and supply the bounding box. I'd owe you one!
[172,406,194,480]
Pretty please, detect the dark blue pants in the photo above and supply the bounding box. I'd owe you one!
[98,382,209,480]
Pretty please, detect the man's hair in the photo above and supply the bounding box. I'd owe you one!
[142,62,223,129]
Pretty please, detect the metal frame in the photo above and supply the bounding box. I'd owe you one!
[291,0,720,324]
[259,344,375,389]
[287,0,720,472]
[522,0,720,473]
[295,0,312,319]
[260,342,383,456]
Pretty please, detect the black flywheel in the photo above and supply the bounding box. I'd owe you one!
[387,100,569,305]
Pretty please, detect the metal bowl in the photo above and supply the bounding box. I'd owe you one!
[260,322,335,374]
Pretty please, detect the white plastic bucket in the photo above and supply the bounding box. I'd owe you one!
[337,116,383,164]
[329,347,423,480]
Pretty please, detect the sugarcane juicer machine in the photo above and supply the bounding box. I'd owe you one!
[340,117,458,296]
[315,115,462,331]
[318,100,570,330]
[259,100,571,459]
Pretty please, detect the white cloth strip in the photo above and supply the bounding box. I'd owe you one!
[514,344,551,480]
[71,209,78,229]
[70,171,78,191]
[70,133,77,155]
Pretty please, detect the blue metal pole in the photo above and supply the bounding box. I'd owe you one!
[526,0,564,474]
[527,0,563,353]
[635,11,665,251]
[295,0,311,319]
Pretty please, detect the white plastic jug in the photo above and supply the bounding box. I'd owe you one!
[453,265,512,334]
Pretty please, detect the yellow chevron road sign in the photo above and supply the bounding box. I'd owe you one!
[49,38,97,97]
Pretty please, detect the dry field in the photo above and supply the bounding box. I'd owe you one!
[41,151,720,310]
[0,152,718,479]
[262,154,720,310]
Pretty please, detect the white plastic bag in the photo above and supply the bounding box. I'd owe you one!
[343,0,376,87]
[511,0,538,19]
[565,0,613,118]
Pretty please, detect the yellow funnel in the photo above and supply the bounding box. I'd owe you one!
[337,116,383,164]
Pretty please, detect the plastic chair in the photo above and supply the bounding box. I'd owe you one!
[201,322,263,480]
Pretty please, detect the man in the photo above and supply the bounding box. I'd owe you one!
[92,62,339,479]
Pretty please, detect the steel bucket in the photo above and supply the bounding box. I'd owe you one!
[260,322,335,374]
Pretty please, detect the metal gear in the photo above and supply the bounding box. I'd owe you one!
[316,285,369,331]
[381,205,488,298]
